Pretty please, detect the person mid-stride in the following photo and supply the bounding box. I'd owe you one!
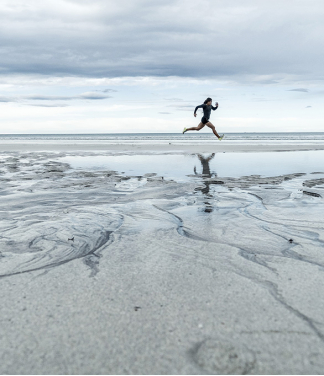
[182,97,224,140]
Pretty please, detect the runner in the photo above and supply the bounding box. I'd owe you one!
[183,97,224,140]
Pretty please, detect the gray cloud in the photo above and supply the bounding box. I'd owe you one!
[159,112,172,114]
[25,95,75,101]
[288,88,309,93]
[101,89,117,93]
[167,103,195,112]
[29,104,69,107]
[0,92,112,103]
[0,0,323,81]
[79,92,112,100]
[26,92,111,100]
[0,96,13,102]
[306,106,312,108]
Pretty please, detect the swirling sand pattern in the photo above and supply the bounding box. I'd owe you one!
[0,207,123,277]
[2,151,324,373]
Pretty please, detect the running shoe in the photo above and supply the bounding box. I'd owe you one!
[218,134,224,141]
[182,127,187,134]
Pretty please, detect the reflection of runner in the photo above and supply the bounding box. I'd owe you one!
[194,153,216,198]
[196,153,215,177]
[183,97,224,140]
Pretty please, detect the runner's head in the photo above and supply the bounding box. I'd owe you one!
[204,97,212,105]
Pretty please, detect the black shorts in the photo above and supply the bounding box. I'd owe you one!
[201,116,209,124]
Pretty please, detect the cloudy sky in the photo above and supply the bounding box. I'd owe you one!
[0,0,323,133]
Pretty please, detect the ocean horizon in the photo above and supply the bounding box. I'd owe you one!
[1,132,324,141]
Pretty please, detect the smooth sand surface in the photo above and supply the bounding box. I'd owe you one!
[1,145,324,374]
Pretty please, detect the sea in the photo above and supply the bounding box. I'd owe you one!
[1,132,324,143]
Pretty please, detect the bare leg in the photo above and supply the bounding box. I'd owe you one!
[206,122,220,138]
[186,122,205,132]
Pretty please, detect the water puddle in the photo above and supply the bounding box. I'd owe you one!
[60,150,324,181]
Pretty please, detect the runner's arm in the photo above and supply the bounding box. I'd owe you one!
[194,104,205,114]
[211,103,218,110]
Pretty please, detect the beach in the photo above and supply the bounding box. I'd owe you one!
[1,135,324,374]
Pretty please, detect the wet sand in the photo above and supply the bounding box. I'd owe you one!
[1,139,324,153]
[1,145,324,374]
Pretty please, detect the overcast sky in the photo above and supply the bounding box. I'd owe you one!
[0,0,323,133]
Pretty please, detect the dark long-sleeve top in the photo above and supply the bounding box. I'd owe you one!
[194,104,218,120]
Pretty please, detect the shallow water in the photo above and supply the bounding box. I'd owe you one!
[61,150,324,181]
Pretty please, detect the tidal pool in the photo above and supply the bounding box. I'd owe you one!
[60,150,324,181]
